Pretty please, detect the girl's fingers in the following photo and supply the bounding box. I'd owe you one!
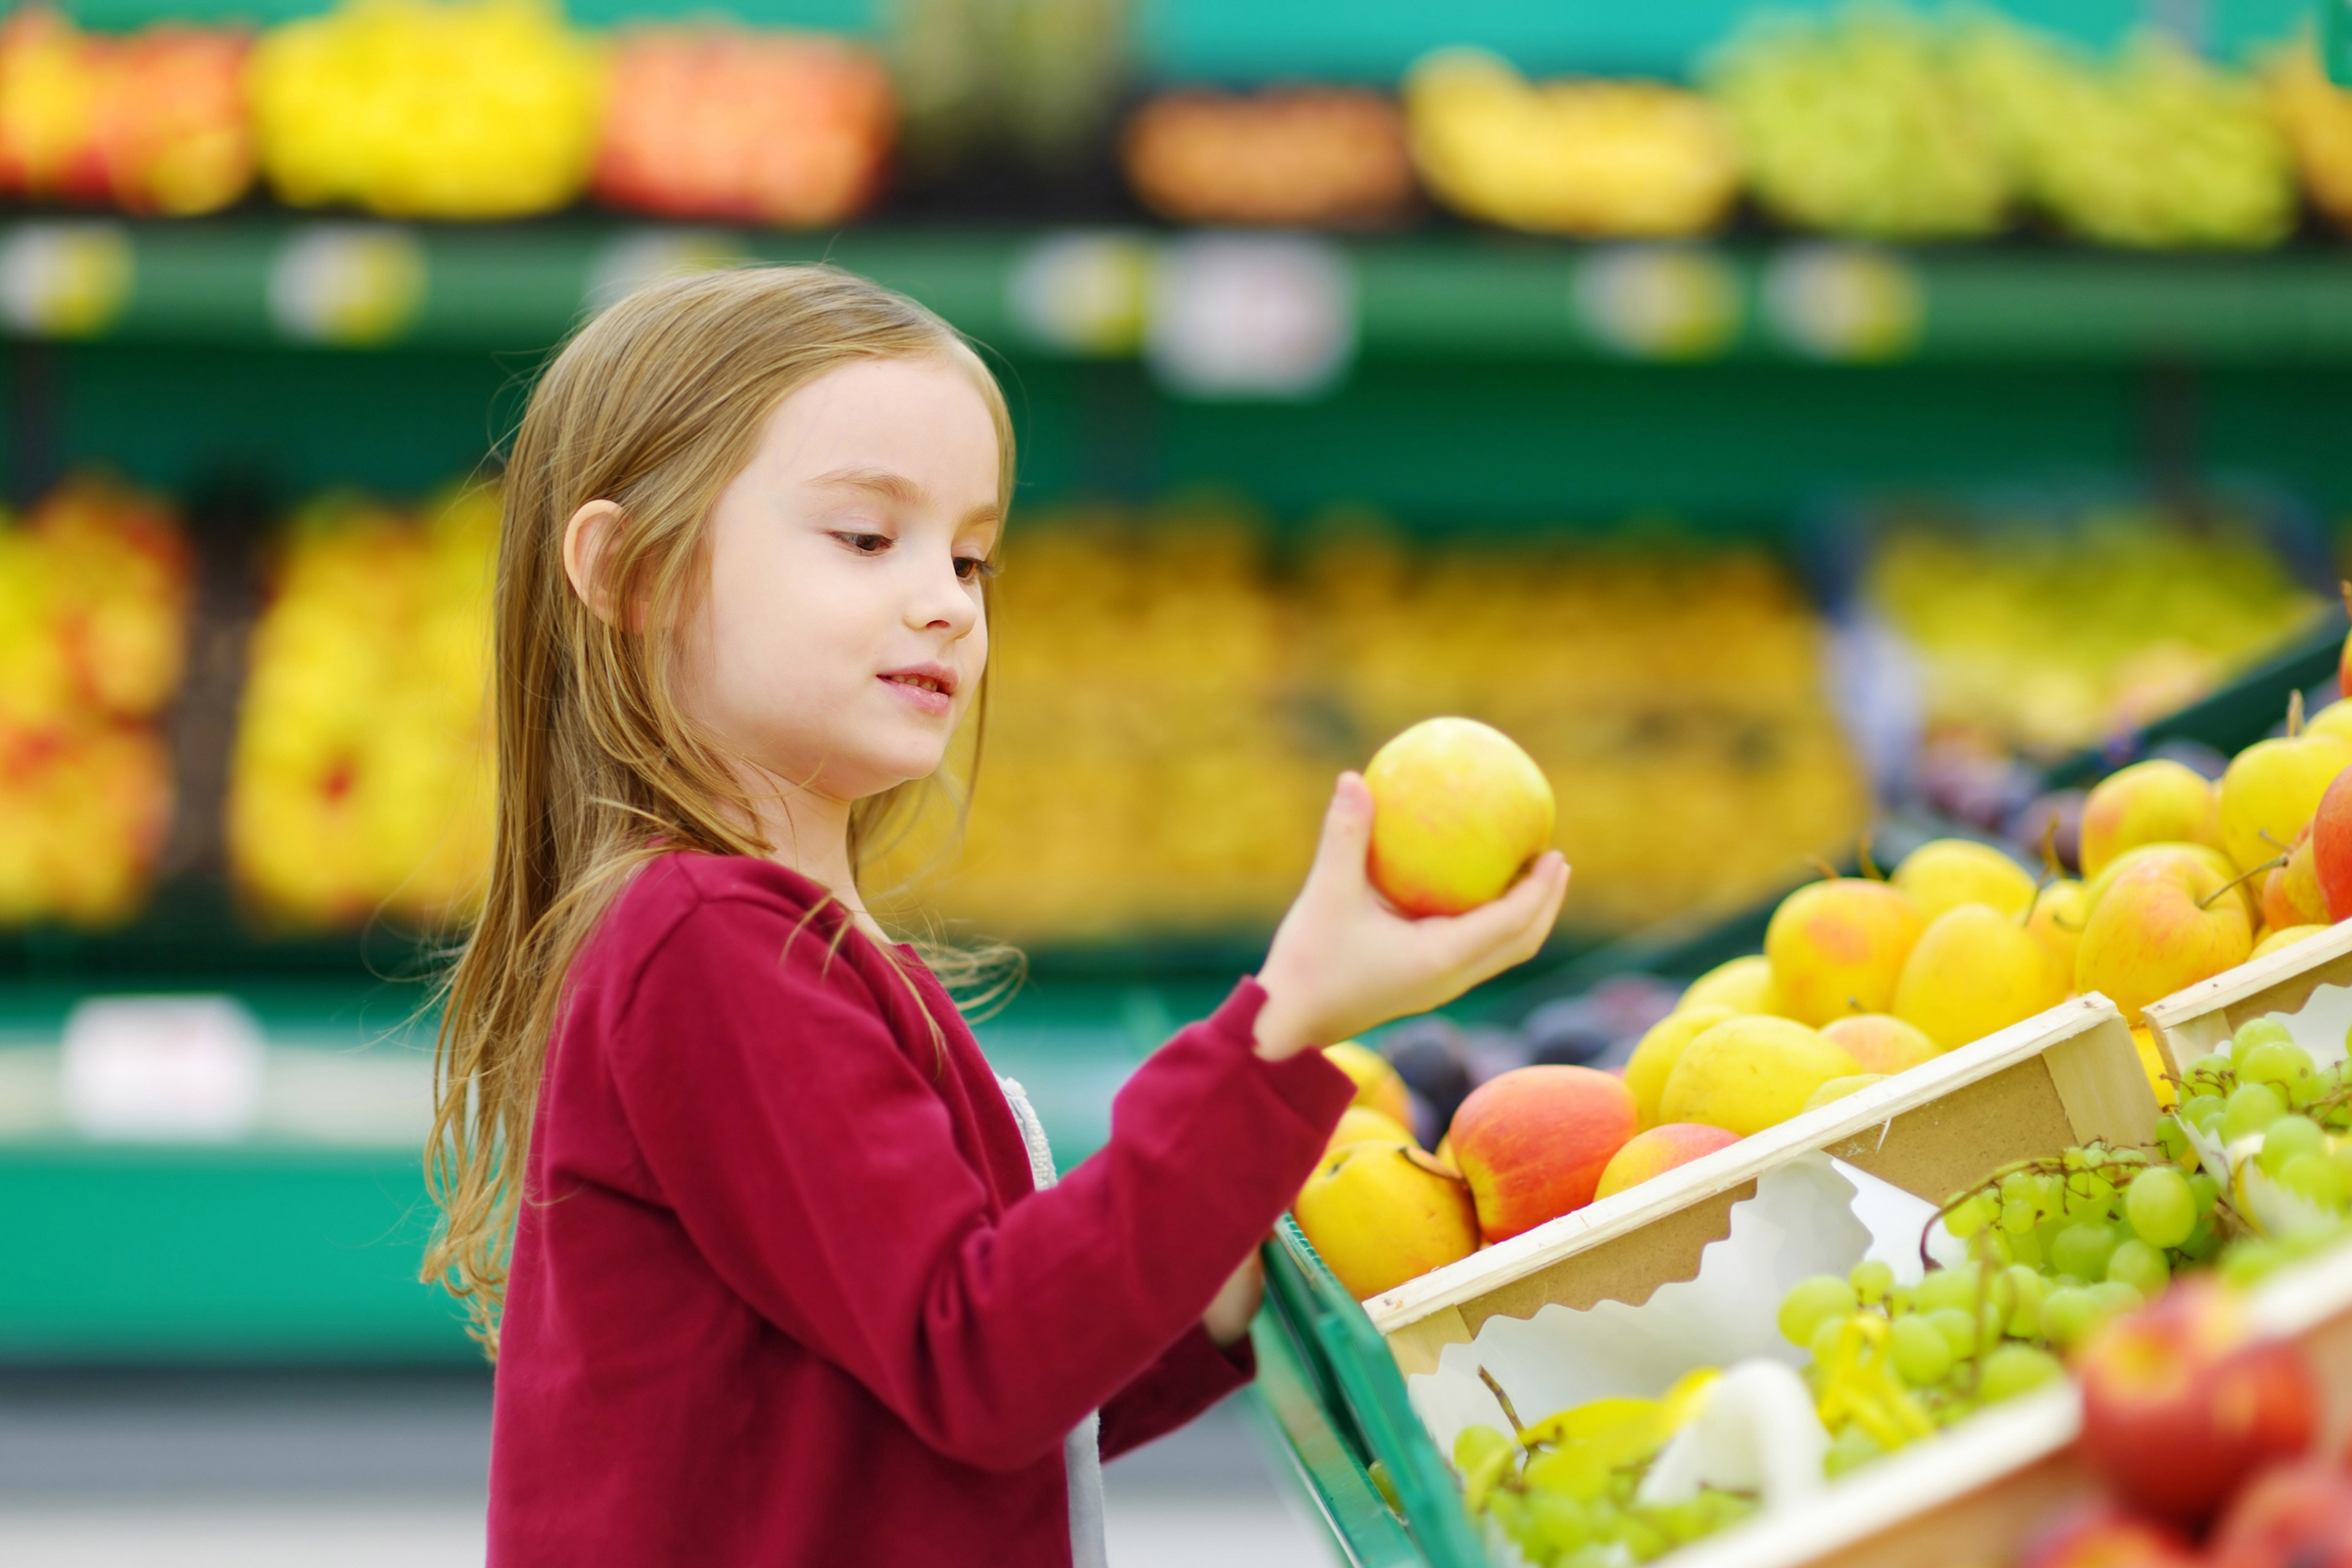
[1306,772,1374,891]
[1428,853,1570,974]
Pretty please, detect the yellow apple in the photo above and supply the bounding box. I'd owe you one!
[1676,953,1779,1016]
[1293,1140,1480,1300]
[1764,877,1925,1026]
[2075,850,2254,1025]
[1801,1073,1885,1113]
[2307,697,2352,747]
[2252,923,2328,959]
[1891,837,2037,921]
[1819,1012,1940,1072]
[2027,878,2089,978]
[1364,716,1555,916]
[2078,759,2222,880]
[2129,1027,2176,1110]
[2218,731,2352,872]
[1324,1040,1414,1126]
[1891,903,2067,1052]
[2085,840,2250,923]
[1659,1016,1860,1136]
[1624,1003,1736,1128]
[1327,1105,1416,1153]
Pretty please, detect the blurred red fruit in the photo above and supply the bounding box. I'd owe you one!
[2018,1501,2199,1568]
[2209,1461,2352,1568]
[2310,766,2352,919]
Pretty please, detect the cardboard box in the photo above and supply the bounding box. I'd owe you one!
[2144,919,2352,1080]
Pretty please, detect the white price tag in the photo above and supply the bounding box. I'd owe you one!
[1145,233,1355,399]
[1763,244,1922,361]
[0,222,133,337]
[586,228,748,314]
[1573,245,1740,360]
[270,225,426,347]
[61,995,265,1142]
[1006,231,1153,356]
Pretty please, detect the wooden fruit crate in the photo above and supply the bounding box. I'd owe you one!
[1368,993,2160,1378]
[2143,919,2352,1080]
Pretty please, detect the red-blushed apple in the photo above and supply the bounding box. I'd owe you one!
[1591,1122,1739,1200]
[2309,767,2352,920]
[1363,717,1555,918]
[2017,1501,2199,1568]
[2075,1280,2319,1532]
[2209,1461,2352,1568]
[2075,848,2255,1026]
[1448,1065,1635,1243]
[2260,824,2331,932]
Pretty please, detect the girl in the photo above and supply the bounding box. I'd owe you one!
[427,265,1568,1567]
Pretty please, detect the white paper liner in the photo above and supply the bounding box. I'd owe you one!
[2258,980,2352,1074]
[1408,1152,1943,1461]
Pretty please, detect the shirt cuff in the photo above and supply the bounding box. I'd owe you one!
[1205,979,1359,1134]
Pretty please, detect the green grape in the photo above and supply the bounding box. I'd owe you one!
[2155,1116,2193,1164]
[1977,1230,2016,1266]
[2049,1221,2123,1281]
[2277,1152,2351,1210]
[1453,1423,1513,1476]
[1825,1422,1883,1478]
[2105,1146,2148,1170]
[1523,1446,1608,1502]
[1887,1284,1915,1316]
[1947,1191,1998,1239]
[2222,1238,2288,1288]
[1913,1265,1980,1316]
[1486,1488,1525,1534]
[2181,1215,2223,1264]
[2000,1196,2037,1234]
[1888,1313,1954,1385]
[1978,1344,2064,1402]
[1926,1305,1978,1359]
[2182,1093,2227,1136]
[2331,1143,2352,1189]
[2106,1238,2169,1297]
[1809,1313,1847,1368]
[2000,1264,2046,1338]
[2004,1226,2044,1268]
[2257,1115,2326,1175]
[2087,1280,2143,1317]
[2222,1082,2290,1143]
[2239,1041,2318,1104]
[1517,1489,1593,1554]
[2185,1051,2236,1095]
[2038,1286,2100,1348]
[2188,1170,2220,1215]
[2233,1017,2293,1063]
[1777,1275,1858,1346]
[2125,1166,2196,1248]
[1849,1258,1894,1306]
[2061,1172,2117,1221]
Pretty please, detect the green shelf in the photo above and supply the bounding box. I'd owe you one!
[12,218,2352,368]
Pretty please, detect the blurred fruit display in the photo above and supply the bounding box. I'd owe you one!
[593,28,893,227]
[227,485,497,929]
[1404,48,1740,237]
[1121,87,1415,228]
[1862,502,2323,756]
[0,6,254,215]
[1705,6,2009,241]
[880,503,1865,943]
[249,0,606,219]
[2265,37,2352,232]
[889,0,1124,179]
[0,473,188,925]
[1954,18,2294,251]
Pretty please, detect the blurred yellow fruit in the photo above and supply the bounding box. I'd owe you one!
[1765,877,1925,1026]
[1891,902,2067,1052]
[2252,923,2329,960]
[1624,1004,1736,1129]
[1293,1140,1479,1301]
[1891,837,2036,922]
[2026,877,2090,976]
[1801,1073,1886,1113]
[2218,730,2352,872]
[1659,1016,1859,1136]
[1676,954,1780,1016]
[2080,758,2223,878]
[1327,1105,1416,1154]
[1323,1040,1415,1127]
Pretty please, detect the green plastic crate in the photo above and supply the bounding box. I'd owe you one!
[1254,1217,1488,1568]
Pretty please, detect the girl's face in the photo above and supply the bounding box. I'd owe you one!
[682,354,1001,807]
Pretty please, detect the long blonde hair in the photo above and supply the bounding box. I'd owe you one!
[423,265,1016,1354]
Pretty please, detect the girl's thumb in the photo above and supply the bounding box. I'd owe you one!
[1310,772,1374,883]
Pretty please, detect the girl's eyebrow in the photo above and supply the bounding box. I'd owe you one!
[810,466,1001,531]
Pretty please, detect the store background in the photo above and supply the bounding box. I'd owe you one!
[2,0,2351,1560]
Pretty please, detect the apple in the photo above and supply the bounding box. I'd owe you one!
[2027,877,2089,976]
[1325,1104,1415,1153]
[1891,837,2036,921]
[1449,1065,1636,1242]
[1676,952,1781,1015]
[1323,1039,1415,1126]
[2017,1502,2198,1568]
[1293,1140,1479,1300]
[1592,1123,1739,1200]
[1763,876,1924,1026]
[1624,1003,1735,1128]
[2253,924,2328,959]
[93,24,254,216]
[1820,1012,1939,1074]
[2079,758,2222,880]
[2075,1280,2318,1532]
[1659,1014,1860,1134]
[2260,824,2330,930]
[1363,717,1555,918]
[2220,728,2352,873]
[2307,767,2352,919]
[2207,1461,2352,1568]
[1892,902,2067,1052]
[2075,847,2255,1025]
[2086,839,2252,922]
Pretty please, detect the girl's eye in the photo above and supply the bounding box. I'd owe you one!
[834,532,892,555]
[953,556,997,582]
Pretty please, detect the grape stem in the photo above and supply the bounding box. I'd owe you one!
[1479,1365,1528,1441]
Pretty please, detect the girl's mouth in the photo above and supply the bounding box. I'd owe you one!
[879,670,954,715]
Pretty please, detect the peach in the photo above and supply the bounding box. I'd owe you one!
[1623,1003,1735,1128]
[1891,837,2036,921]
[1892,902,2067,1052]
[1324,1040,1414,1126]
[2219,730,2352,873]
[1819,1013,1939,1074]
[2079,759,2222,880]
[1449,1065,1637,1243]
[2076,848,2254,1025]
[1363,717,1555,917]
[1763,877,1924,1026]
[1592,1123,1739,1200]
[1293,1140,1479,1300]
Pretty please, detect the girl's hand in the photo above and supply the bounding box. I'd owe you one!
[1203,1251,1264,1348]
[1252,772,1569,1061]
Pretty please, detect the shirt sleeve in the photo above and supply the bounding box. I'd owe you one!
[601,892,1354,1473]
[1097,1323,1255,1461]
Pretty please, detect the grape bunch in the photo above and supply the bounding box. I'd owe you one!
[1450,1408,1756,1567]
[2166,1017,2352,1284]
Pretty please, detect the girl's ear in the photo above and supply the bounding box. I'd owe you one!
[563,499,627,626]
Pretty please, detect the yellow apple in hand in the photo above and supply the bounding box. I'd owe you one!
[1891,838,2036,921]
[1764,877,1924,1026]
[1892,903,2067,1052]
[2218,731,2352,872]
[1363,717,1555,917]
[2075,848,2253,1024]
[2078,759,2223,880]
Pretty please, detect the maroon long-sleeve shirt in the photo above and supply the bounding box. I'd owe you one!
[484,852,1354,1566]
